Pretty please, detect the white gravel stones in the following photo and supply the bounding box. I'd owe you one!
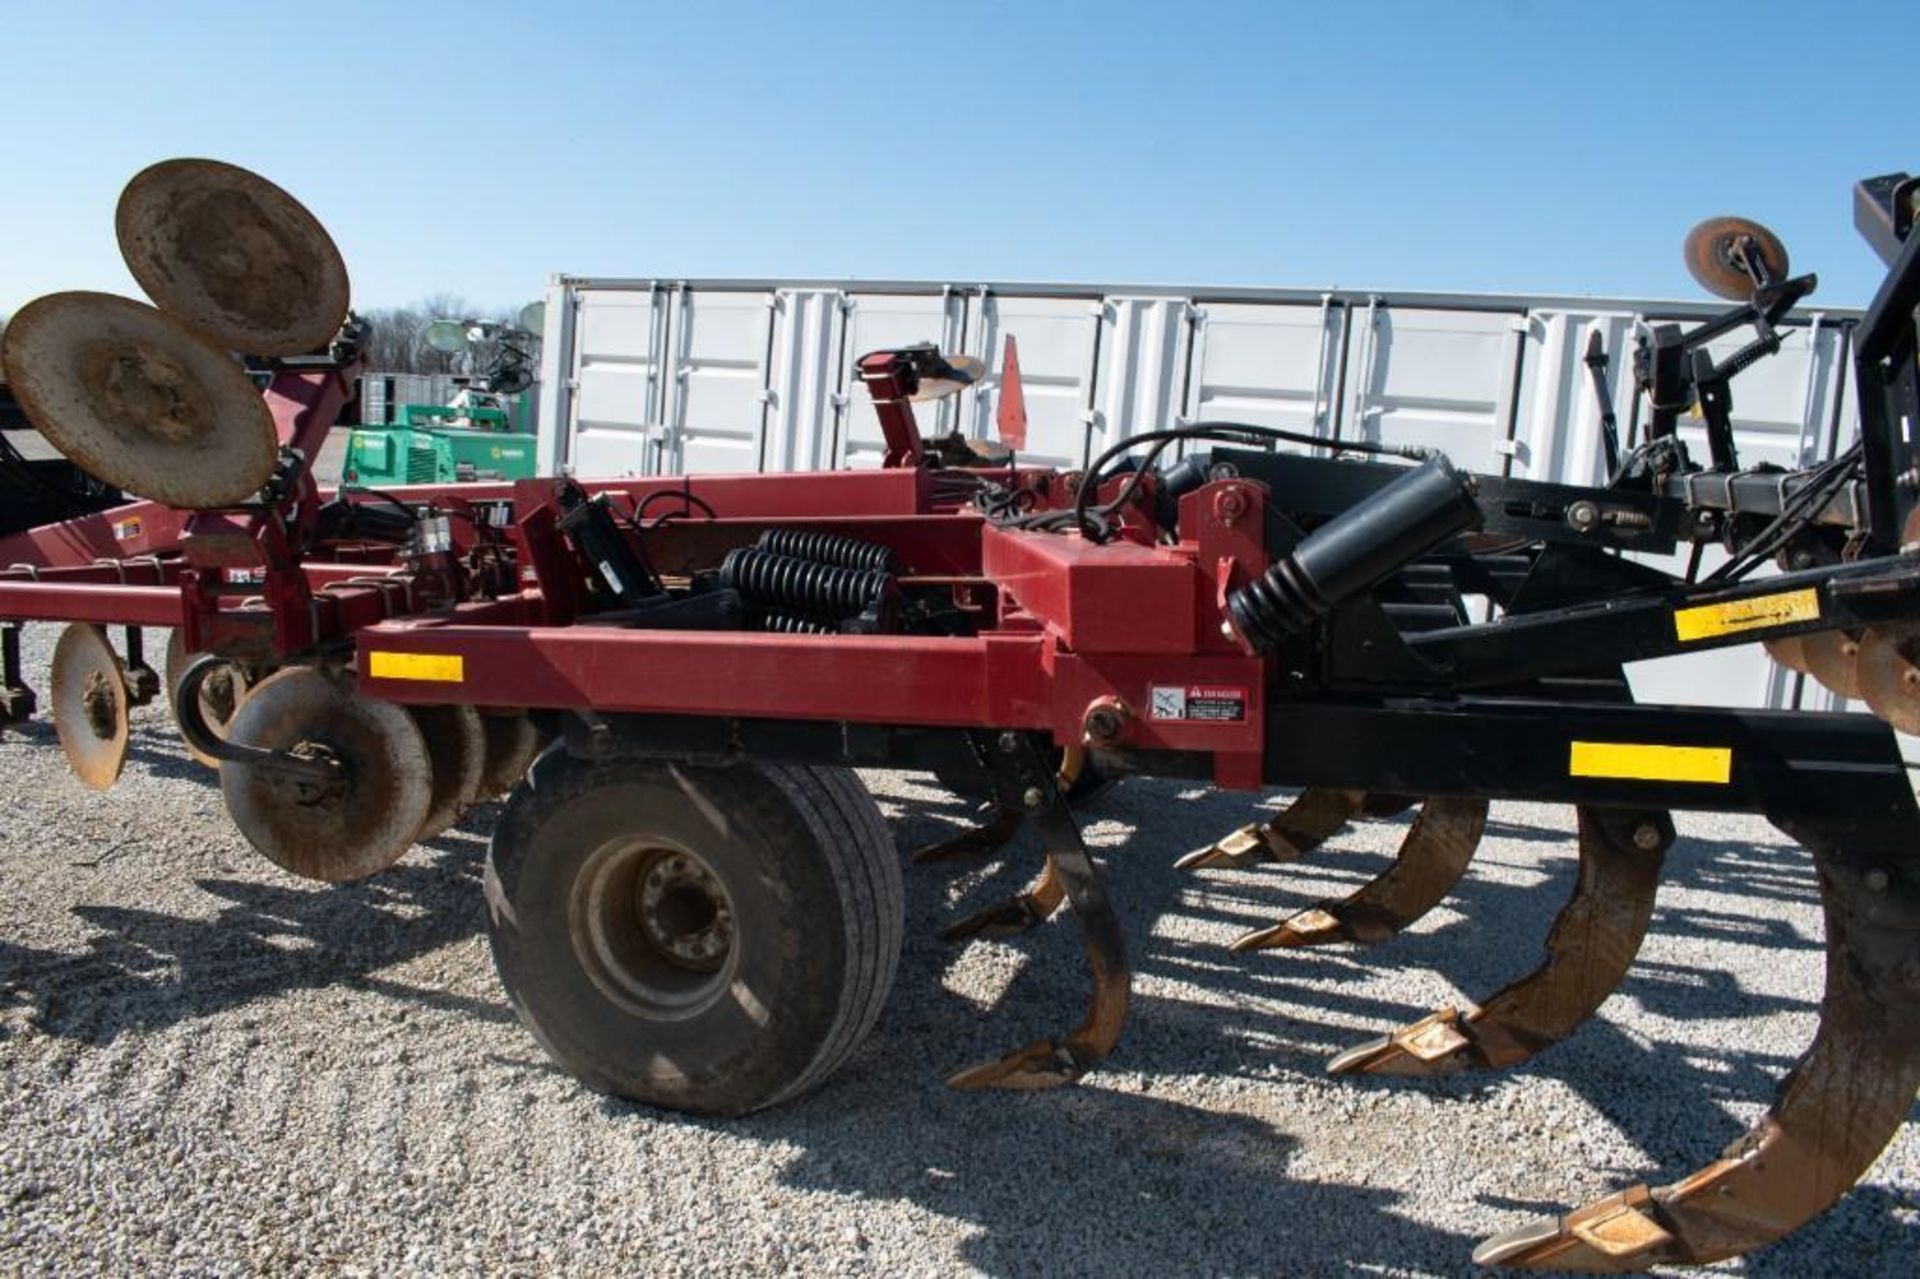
[1,626,1914,1274]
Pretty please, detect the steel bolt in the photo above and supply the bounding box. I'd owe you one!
[1082,697,1131,747]
[998,731,1021,754]
[1022,786,1047,811]
[1213,485,1249,527]
[1567,500,1599,534]
[1632,823,1664,853]
[1864,868,1891,892]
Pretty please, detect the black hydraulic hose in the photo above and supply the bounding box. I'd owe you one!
[1072,422,1432,543]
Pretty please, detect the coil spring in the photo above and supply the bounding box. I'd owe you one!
[720,546,893,618]
[754,528,900,574]
[1224,559,1321,653]
[758,610,836,634]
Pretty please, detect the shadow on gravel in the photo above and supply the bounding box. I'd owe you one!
[761,1077,1480,1275]
[0,820,501,1043]
[866,774,1915,1274]
[0,717,214,788]
[6,755,1909,1271]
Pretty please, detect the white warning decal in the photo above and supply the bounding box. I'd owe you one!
[1148,684,1248,722]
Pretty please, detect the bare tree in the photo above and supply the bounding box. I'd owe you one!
[360,296,526,373]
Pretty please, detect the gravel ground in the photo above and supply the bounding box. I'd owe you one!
[1,626,1914,1276]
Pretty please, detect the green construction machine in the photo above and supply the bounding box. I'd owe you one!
[342,308,541,485]
[343,402,536,485]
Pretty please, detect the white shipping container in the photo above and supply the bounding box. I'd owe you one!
[534,274,1864,726]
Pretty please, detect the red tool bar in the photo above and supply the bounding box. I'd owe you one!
[0,561,174,586]
[302,562,402,586]
[357,624,1054,728]
[982,526,1198,653]
[0,500,187,568]
[507,467,933,520]
[0,561,405,628]
[0,583,179,626]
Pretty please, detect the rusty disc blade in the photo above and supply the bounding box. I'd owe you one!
[50,623,129,791]
[117,158,350,357]
[910,354,985,402]
[411,703,486,840]
[1802,630,1862,699]
[1855,627,1920,735]
[220,666,432,882]
[1764,634,1813,675]
[1683,215,1790,301]
[0,292,277,508]
[163,629,250,768]
[477,711,542,798]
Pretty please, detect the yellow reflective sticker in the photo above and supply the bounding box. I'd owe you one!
[1569,741,1732,784]
[367,651,465,683]
[1672,588,1819,642]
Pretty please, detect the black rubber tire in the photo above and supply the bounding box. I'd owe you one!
[484,749,902,1115]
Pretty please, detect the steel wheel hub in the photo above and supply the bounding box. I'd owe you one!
[638,851,734,970]
[573,839,737,1018]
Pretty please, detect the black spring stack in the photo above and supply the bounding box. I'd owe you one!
[758,611,837,634]
[720,536,901,633]
[754,528,901,574]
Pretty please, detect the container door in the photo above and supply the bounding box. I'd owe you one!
[661,288,777,475]
[561,285,670,477]
[1092,297,1194,452]
[1342,301,1526,471]
[1181,298,1344,449]
[960,293,1104,469]
[760,289,847,474]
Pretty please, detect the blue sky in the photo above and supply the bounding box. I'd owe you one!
[1,1,1912,314]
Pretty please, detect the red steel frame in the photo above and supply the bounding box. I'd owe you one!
[0,348,1275,788]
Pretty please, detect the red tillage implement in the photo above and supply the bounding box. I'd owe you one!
[5,158,1920,1269]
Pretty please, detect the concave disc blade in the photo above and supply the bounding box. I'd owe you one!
[477,711,543,798]
[411,703,486,840]
[1802,630,1862,699]
[0,291,277,508]
[1856,627,1920,735]
[116,157,350,357]
[50,623,129,791]
[1682,215,1789,301]
[220,666,432,882]
[911,354,985,402]
[1764,634,1813,675]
